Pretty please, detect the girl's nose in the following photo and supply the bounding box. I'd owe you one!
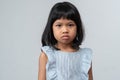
[62,27,68,33]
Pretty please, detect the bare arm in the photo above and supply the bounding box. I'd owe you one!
[88,64,93,80]
[38,52,48,80]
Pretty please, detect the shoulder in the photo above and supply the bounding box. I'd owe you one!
[41,46,54,53]
[80,48,93,61]
[41,46,51,51]
[41,46,56,62]
[81,48,92,52]
[80,48,92,55]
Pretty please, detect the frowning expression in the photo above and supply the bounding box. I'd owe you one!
[53,18,77,45]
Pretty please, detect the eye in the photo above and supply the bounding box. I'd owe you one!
[56,24,62,27]
[68,23,75,27]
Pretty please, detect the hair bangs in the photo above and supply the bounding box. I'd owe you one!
[51,5,76,21]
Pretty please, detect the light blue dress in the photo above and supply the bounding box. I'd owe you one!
[41,46,92,80]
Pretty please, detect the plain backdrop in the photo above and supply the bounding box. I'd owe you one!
[0,0,120,80]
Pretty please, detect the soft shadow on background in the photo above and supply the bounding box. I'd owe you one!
[0,0,120,80]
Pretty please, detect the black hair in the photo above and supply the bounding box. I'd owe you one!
[41,2,84,50]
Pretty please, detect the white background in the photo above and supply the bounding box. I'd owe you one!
[0,0,120,80]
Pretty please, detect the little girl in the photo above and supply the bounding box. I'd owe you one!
[38,2,93,80]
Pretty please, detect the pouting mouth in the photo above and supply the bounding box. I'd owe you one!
[61,35,70,40]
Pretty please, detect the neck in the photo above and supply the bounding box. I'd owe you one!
[55,43,76,52]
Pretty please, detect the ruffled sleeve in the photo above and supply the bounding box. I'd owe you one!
[80,48,92,78]
[41,46,57,80]
[41,46,55,63]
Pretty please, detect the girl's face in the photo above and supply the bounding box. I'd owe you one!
[53,18,77,45]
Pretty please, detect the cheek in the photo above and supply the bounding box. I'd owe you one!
[71,28,77,36]
[53,28,59,39]
[71,31,77,39]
